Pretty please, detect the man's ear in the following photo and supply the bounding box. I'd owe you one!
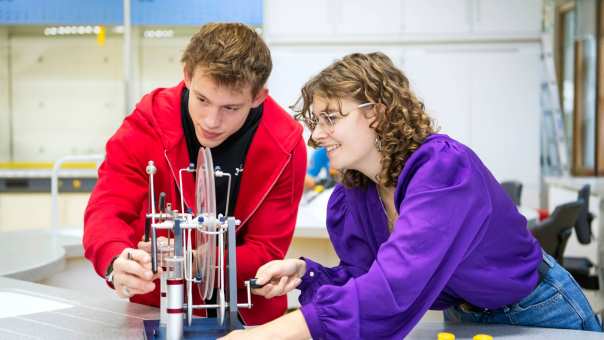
[251,88,268,108]
[183,65,192,89]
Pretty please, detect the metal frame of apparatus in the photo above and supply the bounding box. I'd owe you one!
[144,147,256,340]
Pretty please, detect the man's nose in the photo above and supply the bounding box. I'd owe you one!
[203,107,221,129]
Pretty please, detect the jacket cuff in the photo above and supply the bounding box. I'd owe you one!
[300,303,324,340]
[96,242,129,282]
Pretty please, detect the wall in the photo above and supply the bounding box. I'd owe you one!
[0,27,10,162]
[265,0,543,207]
[9,33,124,162]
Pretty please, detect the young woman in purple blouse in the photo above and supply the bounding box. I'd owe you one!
[221,52,602,339]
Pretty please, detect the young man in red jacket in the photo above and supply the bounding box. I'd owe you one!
[83,23,306,325]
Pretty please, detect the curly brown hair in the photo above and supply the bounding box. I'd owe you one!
[181,23,271,97]
[294,52,436,189]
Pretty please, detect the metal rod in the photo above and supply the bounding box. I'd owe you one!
[227,217,238,327]
[123,0,133,115]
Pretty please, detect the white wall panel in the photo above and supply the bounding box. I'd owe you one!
[469,44,541,207]
[0,28,10,162]
[269,47,405,112]
[336,0,404,36]
[139,38,189,96]
[473,0,542,34]
[402,0,471,35]
[10,36,123,161]
[402,47,473,144]
[265,0,541,43]
[264,0,336,39]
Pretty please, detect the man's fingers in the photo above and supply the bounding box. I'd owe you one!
[115,254,153,281]
[137,241,151,253]
[116,272,155,292]
[129,249,151,263]
[121,247,150,262]
[114,274,153,296]
[137,237,172,254]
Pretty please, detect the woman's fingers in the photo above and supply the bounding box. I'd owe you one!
[263,276,289,299]
[255,260,296,284]
[284,277,302,293]
[252,259,306,298]
[254,261,280,284]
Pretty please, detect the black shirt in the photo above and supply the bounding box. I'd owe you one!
[181,87,262,217]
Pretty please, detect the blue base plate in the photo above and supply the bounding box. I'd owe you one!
[143,318,244,340]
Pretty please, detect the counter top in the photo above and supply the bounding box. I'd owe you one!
[0,277,602,339]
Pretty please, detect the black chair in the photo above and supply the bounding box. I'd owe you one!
[563,184,599,289]
[531,201,583,263]
[501,180,523,206]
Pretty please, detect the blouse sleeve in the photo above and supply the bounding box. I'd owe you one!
[299,140,493,339]
[297,185,360,305]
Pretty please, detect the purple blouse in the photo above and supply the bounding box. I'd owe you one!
[298,134,542,339]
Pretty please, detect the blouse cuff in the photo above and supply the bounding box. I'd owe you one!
[297,257,318,291]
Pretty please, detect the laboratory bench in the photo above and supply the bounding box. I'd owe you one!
[0,276,602,339]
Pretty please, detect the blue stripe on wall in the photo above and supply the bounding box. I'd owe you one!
[0,0,262,26]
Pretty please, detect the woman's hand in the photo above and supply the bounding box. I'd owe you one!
[219,310,310,340]
[218,329,255,340]
[252,259,306,299]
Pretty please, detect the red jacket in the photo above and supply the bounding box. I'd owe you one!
[83,82,306,325]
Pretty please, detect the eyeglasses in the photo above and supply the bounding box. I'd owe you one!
[303,102,374,132]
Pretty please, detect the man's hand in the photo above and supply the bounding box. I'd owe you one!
[137,236,172,254]
[112,248,158,298]
[252,259,306,299]
[137,236,199,276]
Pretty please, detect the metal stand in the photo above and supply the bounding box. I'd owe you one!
[142,148,255,339]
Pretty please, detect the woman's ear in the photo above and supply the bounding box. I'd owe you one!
[375,102,387,115]
[367,102,386,125]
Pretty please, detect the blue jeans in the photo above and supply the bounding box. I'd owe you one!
[444,253,602,332]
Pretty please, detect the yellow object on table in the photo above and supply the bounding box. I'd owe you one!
[473,334,493,340]
[437,332,455,340]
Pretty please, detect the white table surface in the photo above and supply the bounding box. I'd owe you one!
[0,277,602,339]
